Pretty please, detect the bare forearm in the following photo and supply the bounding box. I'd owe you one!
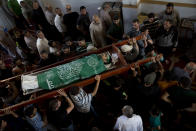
[92,80,101,96]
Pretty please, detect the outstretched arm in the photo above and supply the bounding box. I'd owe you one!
[92,75,101,97]
[57,89,74,114]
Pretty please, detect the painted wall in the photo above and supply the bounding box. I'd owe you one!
[152,0,196,4]
[138,3,196,19]
[123,7,138,33]
[41,0,119,19]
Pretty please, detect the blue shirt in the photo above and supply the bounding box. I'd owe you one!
[127,27,151,57]
[26,112,46,131]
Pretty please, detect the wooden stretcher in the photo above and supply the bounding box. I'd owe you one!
[0,36,151,114]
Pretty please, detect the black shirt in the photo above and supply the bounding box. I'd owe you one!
[32,7,49,28]
[63,12,79,32]
[77,13,91,31]
[0,68,12,80]
[48,101,72,128]
[38,54,56,68]
[167,86,196,103]
[143,18,161,39]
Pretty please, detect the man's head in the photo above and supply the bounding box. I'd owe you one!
[55,8,62,16]
[14,58,22,66]
[66,4,72,12]
[179,76,191,89]
[148,13,155,23]
[132,19,140,31]
[80,6,87,15]
[103,4,111,11]
[20,1,26,7]
[33,1,39,10]
[113,15,120,25]
[145,44,155,57]
[24,105,37,118]
[166,3,174,14]
[122,105,134,118]
[62,45,70,54]
[36,30,45,39]
[24,30,30,37]
[48,40,56,48]
[144,72,156,87]
[92,15,101,24]
[78,37,86,47]
[69,86,80,96]
[40,51,48,60]
[46,4,53,12]
[184,62,196,74]
[163,19,172,30]
[64,36,73,46]
[49,98,61,111]
[14,30,21,38]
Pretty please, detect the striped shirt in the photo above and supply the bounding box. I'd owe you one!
[142,18,161,39]
[70,88,93,113]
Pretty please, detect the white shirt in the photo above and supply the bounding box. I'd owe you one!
[24,35,37,51]
[49,47,57,54]
[45,10,55,25]
[54,14,66,33]
[70,88,93,113]
[36,37,50,55]
[114,115,143,131]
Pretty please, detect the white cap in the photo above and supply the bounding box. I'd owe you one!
[87,44,97,51]
[121,45,133,53]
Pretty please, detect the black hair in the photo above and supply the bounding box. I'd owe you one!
[64,36,72,43]
[62,45,70,50]
[40,50,47,55]
[13,58,21,65]
[167,3,174,7]
[20,1,25,4]
[179,76,191,89]
[148,13,155,18]
[113,15,119,20]
[48,40,54,47]
[77,37,85,41]
[132,19,139,23]
[151,106,160,116]
[36,30,42,36]
[145,44,155,54]
[24,105,35,117]
[49,98,58,111]
[80,6,86,11]
[69,86,80,96]
[165,19,173,24]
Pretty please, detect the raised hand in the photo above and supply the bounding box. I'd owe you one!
[57,89,67,97]
[95,75,101,81]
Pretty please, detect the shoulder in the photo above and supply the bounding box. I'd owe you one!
[133,114,142,121]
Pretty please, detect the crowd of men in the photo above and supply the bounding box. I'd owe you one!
[0,1,196,131]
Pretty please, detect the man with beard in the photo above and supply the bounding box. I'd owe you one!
[159,3,180,27]
[63,4,79,40]
[156,19,178,57]
[54,8,67,36]
[90,15,106,48]
[77,6,91,41]
[100,4,112,31]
